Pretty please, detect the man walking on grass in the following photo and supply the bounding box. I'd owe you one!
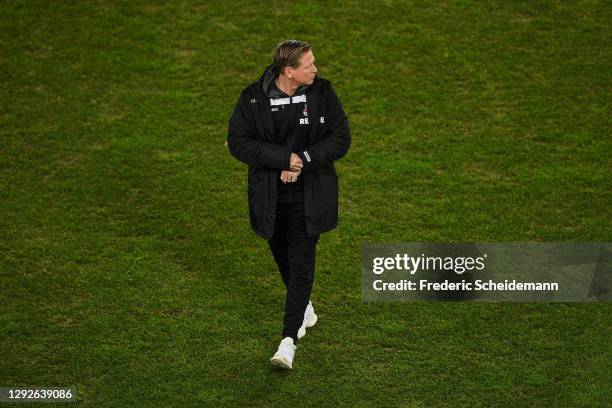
[227,40,350,369]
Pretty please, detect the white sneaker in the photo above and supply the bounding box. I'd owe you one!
[297,300,318,339]
[270,337,296,369]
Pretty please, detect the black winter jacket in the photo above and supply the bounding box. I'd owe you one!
[227,64,351,239]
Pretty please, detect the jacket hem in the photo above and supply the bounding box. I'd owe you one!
[307,220,339,237]
[250,224,273,240]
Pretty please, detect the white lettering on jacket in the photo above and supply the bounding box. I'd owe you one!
[270,97,290,106]
[292,94,307,103]
[269,94,307,106]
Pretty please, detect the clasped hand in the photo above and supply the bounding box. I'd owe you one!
[281,153,303,183]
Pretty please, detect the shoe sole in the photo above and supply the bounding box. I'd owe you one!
[297,312,318,339]
[270,356,292,370]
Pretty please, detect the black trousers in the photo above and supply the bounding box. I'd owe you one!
[267,201,320,344]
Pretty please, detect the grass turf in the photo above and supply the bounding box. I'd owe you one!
[1,1,610,406]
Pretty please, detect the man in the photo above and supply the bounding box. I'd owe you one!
[227,40,350,369]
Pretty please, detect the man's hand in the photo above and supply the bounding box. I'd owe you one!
[280,169,301,184]
[289,153,303,172]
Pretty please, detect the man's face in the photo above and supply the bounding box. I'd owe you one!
[287,50,317,85]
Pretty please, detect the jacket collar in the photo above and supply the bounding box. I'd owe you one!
[259,64,314,98]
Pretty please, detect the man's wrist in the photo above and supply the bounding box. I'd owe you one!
[285,151,293,170]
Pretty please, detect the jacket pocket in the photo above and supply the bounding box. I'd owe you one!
[247,180,269,229]
[309,174,338,228]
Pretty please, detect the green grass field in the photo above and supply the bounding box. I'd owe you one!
[1,1,610,406]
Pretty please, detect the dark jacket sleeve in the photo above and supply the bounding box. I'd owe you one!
[227,90,291,170]
[298,83,351,172]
